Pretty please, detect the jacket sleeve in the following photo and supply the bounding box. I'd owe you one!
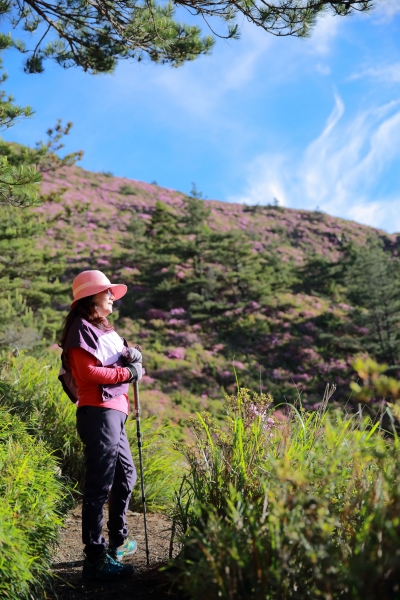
[69,347,131,385]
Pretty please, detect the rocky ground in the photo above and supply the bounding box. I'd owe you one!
[49,503,182,600]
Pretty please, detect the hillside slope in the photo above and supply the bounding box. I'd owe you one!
[39,166,394,267]
[6,165,399,431]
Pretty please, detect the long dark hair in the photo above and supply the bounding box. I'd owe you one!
[59,295,114,348]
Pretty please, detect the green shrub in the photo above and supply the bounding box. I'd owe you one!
[119,183,137,195]
[0,408,67,599]
[0,352,84,482]
[127,417,186,512]
[172,389,400,599]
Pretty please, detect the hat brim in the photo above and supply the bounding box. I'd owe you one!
[70,283,127,309]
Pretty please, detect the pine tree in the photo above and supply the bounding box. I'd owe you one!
[119,195,283,328]
[0,55,41,208]
[345,237,400,365]
[1,0,373,74]
[0,53,82,207]
[0,204,67,351]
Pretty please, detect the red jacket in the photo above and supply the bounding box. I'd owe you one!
[69,347,131,415]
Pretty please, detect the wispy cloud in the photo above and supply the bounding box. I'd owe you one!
[372,0,400,22]
[308,14,340,55]
[315,63,332,75]
[110,10,342,124]
[111,24,273,121]
[230,94,400,232]
[350,62,400,83]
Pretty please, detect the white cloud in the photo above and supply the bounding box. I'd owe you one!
[234,154,289,207]
[110,10,342,125]
[230,94,400,232]
[372,0,400,22]
[111,24,273,121]
[351,62,400,83]
[316,63,331,75]
[308,15,340,55]
[346,201,385,225]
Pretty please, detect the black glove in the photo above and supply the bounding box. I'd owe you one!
[125,362,143,382]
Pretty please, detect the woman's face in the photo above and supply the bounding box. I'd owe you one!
[92,288,115,317]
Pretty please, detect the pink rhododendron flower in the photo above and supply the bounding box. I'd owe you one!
[147,308,168,320]
[338,303,352,311]
[167,318,186,326]
[219,370,231,379]
[167,347,186,360]
[231,361,245,370]
[171,308,186,315]
[213,344,224,352]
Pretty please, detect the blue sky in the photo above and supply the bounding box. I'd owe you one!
[2,1,400,232]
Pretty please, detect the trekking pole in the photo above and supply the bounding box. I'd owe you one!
[133,379,150,566]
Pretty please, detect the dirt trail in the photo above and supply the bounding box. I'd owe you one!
[49,503,182,599]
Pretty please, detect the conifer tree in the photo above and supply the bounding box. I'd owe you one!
[120,194,283,328]
[345,237,400,365]
[0,120,83,174]
[0,53,82,207]
[0,203,67,351]
[0,55,41,207]
[1,0,374,74]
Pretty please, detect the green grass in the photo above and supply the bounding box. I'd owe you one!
[0,408,68,599]
[171,388,400,599]
[3,351,400,599]
[0,352,84,482]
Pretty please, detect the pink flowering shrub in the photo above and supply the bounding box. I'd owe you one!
[167,318,187,327]
[219,370,232,380]
[147,309,168,320]
[213,344,224,352]
[231,361,245,370]
[167,347,186,360]
[171,308,186,316]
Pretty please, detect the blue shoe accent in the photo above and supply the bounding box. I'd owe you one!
[108,538,138,561]
[82,553,134,581]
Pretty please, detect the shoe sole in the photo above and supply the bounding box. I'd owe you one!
[82,566,134,582]
[120,546,138,558]
[109,545,138,561]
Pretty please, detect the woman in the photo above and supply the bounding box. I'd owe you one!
[59,269,143,582]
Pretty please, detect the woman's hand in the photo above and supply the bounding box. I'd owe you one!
[126,347,142,363]
[125,362,143,382]
[122,346,144,381]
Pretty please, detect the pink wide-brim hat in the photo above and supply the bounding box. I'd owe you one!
[70,270,127,309]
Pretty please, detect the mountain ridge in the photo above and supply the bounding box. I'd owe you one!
[39,165,397,268]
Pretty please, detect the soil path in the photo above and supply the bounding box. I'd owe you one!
[49,503,182,600]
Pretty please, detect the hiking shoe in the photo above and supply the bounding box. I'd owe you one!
[82,553,134,581]
[108,538,138,561]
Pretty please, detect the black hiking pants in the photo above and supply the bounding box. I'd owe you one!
[76,406,137,561]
